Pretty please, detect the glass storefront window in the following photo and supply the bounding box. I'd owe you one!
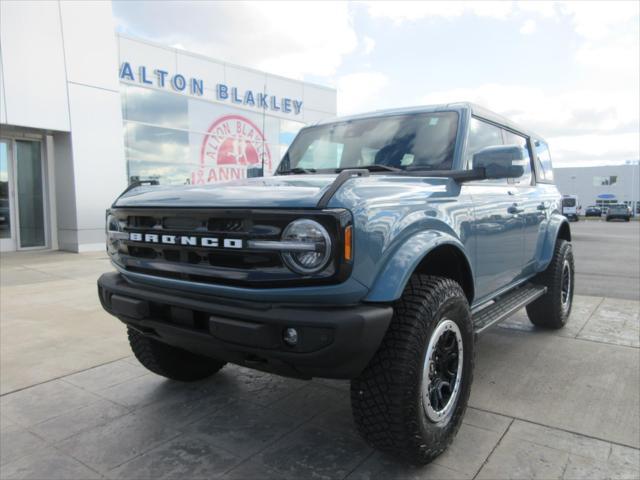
[122,85,189,130]
[121,84,308,185]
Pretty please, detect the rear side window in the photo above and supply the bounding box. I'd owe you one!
[467,118,532,185]
[502,130,532,186]
[534,140,554,182]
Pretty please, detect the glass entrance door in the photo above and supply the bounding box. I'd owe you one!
[0,138,47,251]
[15,140,46,248]
[0,140,16,251]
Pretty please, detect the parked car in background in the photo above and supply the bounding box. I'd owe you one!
[606,204,631,222]
[585,205,602,217]
[562,195,579,221]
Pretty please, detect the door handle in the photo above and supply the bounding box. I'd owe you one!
[508,204,524,215]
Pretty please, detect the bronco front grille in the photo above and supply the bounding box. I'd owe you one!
[108,208,352,287]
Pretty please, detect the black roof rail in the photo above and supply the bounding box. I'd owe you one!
[317,169,369,209]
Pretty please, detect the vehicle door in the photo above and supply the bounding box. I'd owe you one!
[464,117,525,303]
[501,129,544,277]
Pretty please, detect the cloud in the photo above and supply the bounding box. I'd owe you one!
[420,84,639,166]
[365,1,513,24]
[519,19,537,35]
[113,1,357,79]
[362,36,376,55]
[337,72,389,115]
[560,1,640,40]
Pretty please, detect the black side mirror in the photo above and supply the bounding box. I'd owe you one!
[473,145,525,179]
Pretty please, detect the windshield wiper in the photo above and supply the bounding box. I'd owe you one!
[338,164,402,173]
[278,167,317,175]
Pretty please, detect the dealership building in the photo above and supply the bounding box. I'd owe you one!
[0,1,337,252]
[555,163,640,214]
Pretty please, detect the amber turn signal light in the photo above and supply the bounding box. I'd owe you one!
[344,225,353,261]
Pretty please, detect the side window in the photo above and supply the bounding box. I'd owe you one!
[466,117,504,168]
[502,130,532,185]
[534,140,554,182]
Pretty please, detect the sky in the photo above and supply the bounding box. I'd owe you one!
[112,1,640,167]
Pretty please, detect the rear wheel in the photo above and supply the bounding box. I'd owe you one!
[526,239,574,329]
[128,328,226,381]
[351,275,474,464]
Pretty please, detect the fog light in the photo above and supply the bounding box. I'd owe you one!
[283,327,298,346]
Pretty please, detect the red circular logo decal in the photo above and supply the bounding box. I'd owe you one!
[192,115,272,184]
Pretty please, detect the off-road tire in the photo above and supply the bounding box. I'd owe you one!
[526,239,574,329]
[351,275,474,464]
[128,327,226,381]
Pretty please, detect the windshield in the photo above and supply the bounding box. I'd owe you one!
[277,112,459,174]
[562,198,576,207]
[610,205,627,212]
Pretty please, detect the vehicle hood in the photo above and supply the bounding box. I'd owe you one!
[113,174,455,211]
[113,175,339,209]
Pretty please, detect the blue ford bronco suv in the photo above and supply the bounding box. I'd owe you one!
[98,102,574,464]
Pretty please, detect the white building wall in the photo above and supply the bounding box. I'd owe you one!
[1,0,126,252]
[0,0,70,131]
[60,2,125,251]
[0,59,7,124]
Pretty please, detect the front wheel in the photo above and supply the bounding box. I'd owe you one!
[128,328,226,381]
[526,239,574,329]
[351,275,474,464]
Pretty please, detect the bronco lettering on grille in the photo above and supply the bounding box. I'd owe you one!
[128,232,243,249]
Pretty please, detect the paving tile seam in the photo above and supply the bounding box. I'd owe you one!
[97,397,251,474]
[560,452,571,479]
[490,324,640,350]
[574,296,606,339]
[261,380,310,409]
[576,270,640,279]
[569,334,640,350]
[342,450,376,480]
[0,437,106,480]
[219,412,317,478]
[15,264,66,279]
[467,405,640,451]
[0,356,131,398]
[101,431,190,475]
[60,371,151,395]
[25,404,135,446]
[308,410,366,444]
[472,417,515,480]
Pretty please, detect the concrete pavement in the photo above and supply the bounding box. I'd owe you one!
[1,248,639,479]
[571,220,640,301]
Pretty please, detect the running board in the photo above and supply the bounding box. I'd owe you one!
[472,284,547,334]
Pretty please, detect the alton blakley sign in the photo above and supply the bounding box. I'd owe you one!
[119,62,303,115]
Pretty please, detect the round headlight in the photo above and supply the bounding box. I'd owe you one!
[106,214,121,232]
[282,219,332,274]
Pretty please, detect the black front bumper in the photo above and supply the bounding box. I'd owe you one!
[97,272,393,379]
